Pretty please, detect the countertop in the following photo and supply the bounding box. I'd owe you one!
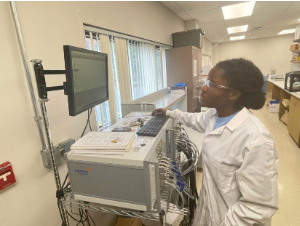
[147,92,186,109]
[268,79,300,100]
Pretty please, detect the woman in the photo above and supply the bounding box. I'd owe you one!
[153,58,278,226]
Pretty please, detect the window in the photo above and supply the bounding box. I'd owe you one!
[156,47,163,90]
[109,37,122,119]
[84,31,121,130]
[84,26,170,127]
[128,41,160,100]
[128,41,144,99]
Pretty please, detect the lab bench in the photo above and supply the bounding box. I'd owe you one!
[267,79,300,147]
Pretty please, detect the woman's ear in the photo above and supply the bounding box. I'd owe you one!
[229,90,241,101]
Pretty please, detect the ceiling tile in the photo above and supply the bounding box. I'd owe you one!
[277,8,300,20]
[260,33,280,38]
[205,29,228,37]
[249,21,273,30]
[204,35,214,43]
[260,25,296,36]
[245,33,263,39]
[179,14,193,21]
[221,36,232,43]
[161,1,186,15]
[176,1,219,14]
[208,34,228,43]
[270,18,299,28]
[247,28,270,36]
[251,11,283,24]
[217,1,246,7]
[189,8,224,24]
[225,16,251,28]
[253,1,292,15]
[287,1,300,9]
[198,21,226,32]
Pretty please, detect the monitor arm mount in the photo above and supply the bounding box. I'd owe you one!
[31,59,70,226]
[31,59,68,99]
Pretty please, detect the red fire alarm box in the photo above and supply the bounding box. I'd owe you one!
[0,161,16,191]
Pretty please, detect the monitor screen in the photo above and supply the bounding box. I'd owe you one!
[64,45,109,116]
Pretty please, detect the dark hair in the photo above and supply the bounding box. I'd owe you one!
[215,58,266,110]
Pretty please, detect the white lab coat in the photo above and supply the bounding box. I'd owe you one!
[166,108,278,226]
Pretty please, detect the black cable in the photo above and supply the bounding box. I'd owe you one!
[81,109,93,138]
[89,213,96,226]
[85,210,91,226]
[62,173,69,188]
[76,209,83,226]
[67,210,87,225]
[62,108,96,226]
[55,108,94,226]
[77,208,89,226]
[88,108,93,132]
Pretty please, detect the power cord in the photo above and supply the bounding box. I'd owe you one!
[81,108,93,138]
[58,108,96,225]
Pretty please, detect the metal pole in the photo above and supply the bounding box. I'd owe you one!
[9,1,47,150]
[39,99,69,226]
[10,2,69,224]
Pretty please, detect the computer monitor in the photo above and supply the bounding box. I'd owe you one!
[63,45,109,116]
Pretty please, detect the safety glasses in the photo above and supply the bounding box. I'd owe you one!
[205,79,234,90]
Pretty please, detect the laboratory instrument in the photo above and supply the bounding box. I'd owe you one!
[31,44,198,225]
[31,45,109,225]
[136,115,169,137]
[64,117,199,225]
[285,71,300,92]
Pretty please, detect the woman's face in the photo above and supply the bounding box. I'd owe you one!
[201,67,234,109]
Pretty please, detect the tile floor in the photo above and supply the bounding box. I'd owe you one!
[196,105,300,226]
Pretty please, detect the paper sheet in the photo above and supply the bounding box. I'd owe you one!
[71,132,136,150]
[69,149,127,156]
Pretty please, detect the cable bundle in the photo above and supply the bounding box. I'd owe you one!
[159,157,195,209]
[175,124,200,225]
[57,108,96,226]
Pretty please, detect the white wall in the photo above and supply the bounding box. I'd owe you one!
[202,36,213,59]
[0,2,184,226]
[212,35,294,75]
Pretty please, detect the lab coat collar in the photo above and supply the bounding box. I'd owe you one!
[225,107,250,132]
[209,107,250,134]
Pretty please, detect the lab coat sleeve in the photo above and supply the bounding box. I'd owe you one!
[166,109,211,133]
[223,141,279,226]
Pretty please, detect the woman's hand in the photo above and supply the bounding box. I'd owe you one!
[151,108,167,116]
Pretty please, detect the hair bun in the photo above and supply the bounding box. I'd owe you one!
[238,89,266,110]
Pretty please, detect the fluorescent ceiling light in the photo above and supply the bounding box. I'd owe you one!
[227,25,248,34]
[298,18,300,21]
[278,29,295,35]
[222,1,256,20]
[230,35,245,41]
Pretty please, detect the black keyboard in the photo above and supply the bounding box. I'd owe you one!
[136,116,169,137]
